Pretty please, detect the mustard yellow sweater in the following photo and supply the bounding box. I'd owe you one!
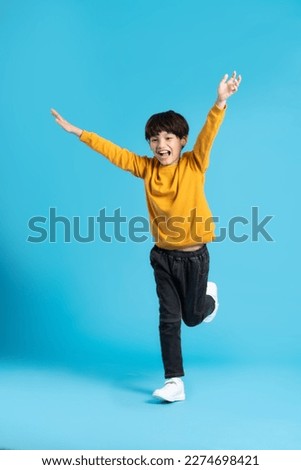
[80,104,225,249]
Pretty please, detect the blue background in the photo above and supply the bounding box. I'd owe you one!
[0,0,300,450]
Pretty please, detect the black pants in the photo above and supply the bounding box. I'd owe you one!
[150,244,215,378]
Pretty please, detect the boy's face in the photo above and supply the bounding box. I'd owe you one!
[149,131,187,166]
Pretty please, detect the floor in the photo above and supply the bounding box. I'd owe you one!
[0,356,300,450]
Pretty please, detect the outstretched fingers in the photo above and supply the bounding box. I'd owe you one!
[50,108,71,130]
[51,108,59,117]
[230,71,242,93]
[217,70,242,103]
[51,108,64,121]
[220,71,242,90]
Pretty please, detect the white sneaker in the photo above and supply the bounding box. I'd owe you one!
[203,281,219,323]
[152,377,185,402]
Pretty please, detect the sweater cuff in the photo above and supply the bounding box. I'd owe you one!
[79,130,90,142]
[212,103,227,113]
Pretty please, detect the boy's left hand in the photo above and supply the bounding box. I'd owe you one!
[216,71,242,108]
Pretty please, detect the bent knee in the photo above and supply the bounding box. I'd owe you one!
[182,317,201,327]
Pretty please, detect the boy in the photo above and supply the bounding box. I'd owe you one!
[51,71,242,402]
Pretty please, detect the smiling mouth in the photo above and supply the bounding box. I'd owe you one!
[158,151,171,158]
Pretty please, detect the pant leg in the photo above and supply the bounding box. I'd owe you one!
[175,245,215,327]
[150,247,184,378]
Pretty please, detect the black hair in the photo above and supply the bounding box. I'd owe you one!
[145,110,189,140]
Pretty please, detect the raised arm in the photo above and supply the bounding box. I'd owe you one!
[190,71,242,173]
[50,109,149,179]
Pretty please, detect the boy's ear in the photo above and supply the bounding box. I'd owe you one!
[181,136,188,148]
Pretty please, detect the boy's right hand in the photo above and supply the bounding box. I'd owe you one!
[51,109,83,137]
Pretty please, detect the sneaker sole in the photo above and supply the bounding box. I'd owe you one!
[152,392,185,402]
[203,303,219,323]
[204,281,219,323]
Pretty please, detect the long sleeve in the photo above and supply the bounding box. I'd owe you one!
[190,104,226,173]
[80,131,150,179]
